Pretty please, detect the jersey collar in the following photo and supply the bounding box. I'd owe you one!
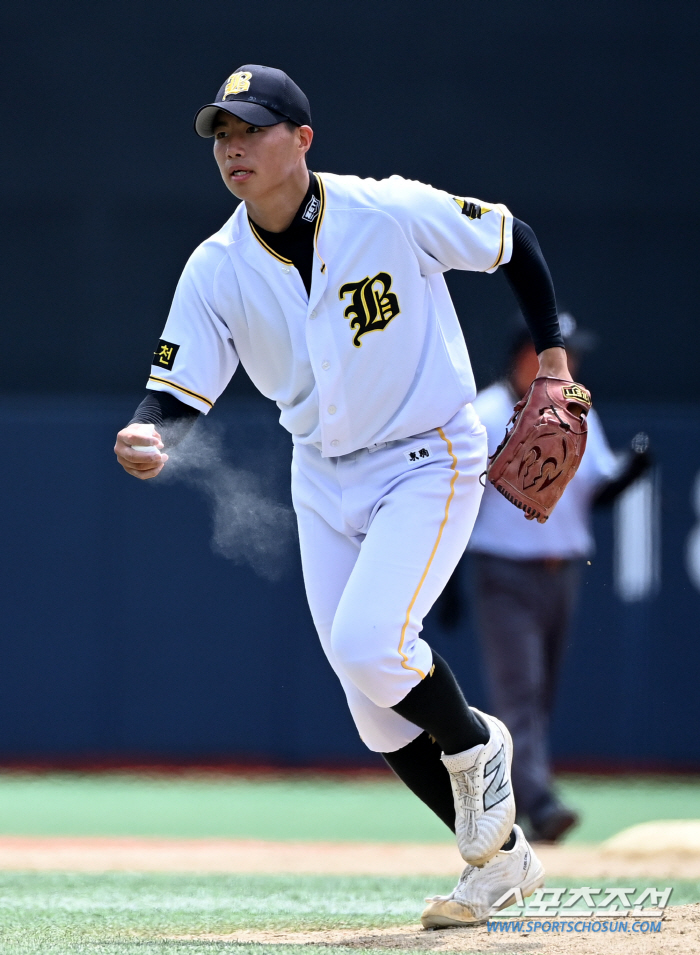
[243,171,326,272]
[312,172,327,274]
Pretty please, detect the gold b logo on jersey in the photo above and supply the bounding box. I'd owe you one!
[224,71,252,97]
[339,272,401,347]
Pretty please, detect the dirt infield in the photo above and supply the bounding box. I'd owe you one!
[185,903,699,953]
[0,835,699,878]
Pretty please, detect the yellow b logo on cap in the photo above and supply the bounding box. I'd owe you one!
[224,71,252,97]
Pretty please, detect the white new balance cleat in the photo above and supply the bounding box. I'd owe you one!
[421,825,544,928]
[441,708,516,865]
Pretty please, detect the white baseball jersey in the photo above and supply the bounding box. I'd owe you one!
[469,381,619,559]
[147,173,513,457]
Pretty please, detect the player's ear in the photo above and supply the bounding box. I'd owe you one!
[297,125,313,154]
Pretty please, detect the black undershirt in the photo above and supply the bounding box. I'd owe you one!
[128,389,199,445]
[250,171,319,296]
[501,218,563,354]
[131,206,563,436]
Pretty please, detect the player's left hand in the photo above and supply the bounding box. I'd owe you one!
[114,425,168,480]
[486,375,591,523]
[535,346,573,382]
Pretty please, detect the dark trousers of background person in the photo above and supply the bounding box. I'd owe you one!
[472,553,582,837]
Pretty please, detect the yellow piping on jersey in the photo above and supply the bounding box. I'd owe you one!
[247,219,294,265]
[397,426,460,679]
[247,175,326,272]
[313,173,327,274]
[487,205,508,271]
[148,376,214,409]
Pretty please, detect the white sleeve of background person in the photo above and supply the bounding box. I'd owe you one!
[582,408,619,486]
[469,383,608,559]
[146,240,240,413]
[380,176,514,275]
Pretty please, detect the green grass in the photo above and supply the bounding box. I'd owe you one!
[0,872,448,954]
[0,872,696,955]
[0,773,448,843]
[0,771,697,952]
[0,771,696,844]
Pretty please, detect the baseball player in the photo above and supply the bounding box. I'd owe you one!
[114,64,573,926]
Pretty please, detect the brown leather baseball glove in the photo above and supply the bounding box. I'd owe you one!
[485,377,592,524]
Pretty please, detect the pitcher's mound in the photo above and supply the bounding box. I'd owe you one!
[604,820,700,857]
[178,902,699,953]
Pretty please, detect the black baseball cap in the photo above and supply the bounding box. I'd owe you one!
[194,64,311,137]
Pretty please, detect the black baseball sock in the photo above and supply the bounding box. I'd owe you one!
[383,731,517,852]
[390,651,489,755]
[382,731,456,832]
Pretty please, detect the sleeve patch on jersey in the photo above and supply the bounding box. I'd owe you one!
[452,197,492,219]
[153,340,180,370]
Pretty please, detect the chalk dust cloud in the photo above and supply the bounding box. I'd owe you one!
[159,422,296,581]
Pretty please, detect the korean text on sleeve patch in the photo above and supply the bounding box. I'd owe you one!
[153,340,180,370]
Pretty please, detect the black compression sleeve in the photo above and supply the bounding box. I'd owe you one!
[501,218,565,354]
[390,651,489,755]
[129,391,200,447]
[382,732,456,832]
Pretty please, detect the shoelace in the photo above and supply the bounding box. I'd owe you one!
[425,864,476,903]
[453,766,480,839]
[453,864,480,902]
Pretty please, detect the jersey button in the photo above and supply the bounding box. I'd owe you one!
[331,440,339,448]
[282,266,291,274]
[322,360,330,370]
[328,405,337,415]
[309,310,317,320]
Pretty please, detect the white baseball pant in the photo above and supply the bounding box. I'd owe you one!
[292,404,488,753]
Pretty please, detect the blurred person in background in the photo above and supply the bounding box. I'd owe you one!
[439,312,652,842]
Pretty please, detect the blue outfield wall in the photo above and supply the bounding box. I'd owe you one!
[0,396,699,767]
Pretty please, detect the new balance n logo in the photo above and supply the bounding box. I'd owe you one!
[483,745,511,811]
